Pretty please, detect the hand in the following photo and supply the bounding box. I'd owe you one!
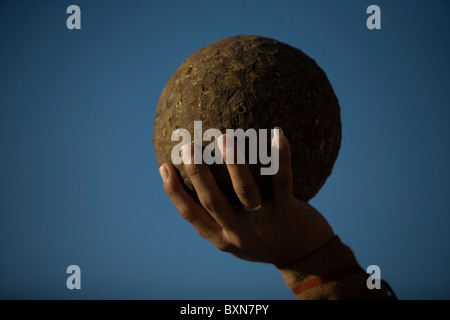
[159,131,335,268]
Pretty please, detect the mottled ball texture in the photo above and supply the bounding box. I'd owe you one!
[153,35,341,206]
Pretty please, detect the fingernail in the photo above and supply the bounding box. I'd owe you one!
[217,134,226,158]
[274,127,283,136]
[181,143,193,164]
[217,133,237,164]
[272,127,285,148]
[159,165,168,181]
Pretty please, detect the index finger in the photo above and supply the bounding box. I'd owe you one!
[182,143,241,231]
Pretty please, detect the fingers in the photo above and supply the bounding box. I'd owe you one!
[271,129,294,204]
[217,134,262,209]
[181,143,239,230]
[159,163,222,239]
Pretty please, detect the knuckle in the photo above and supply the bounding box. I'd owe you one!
[163,180,178,197]
[225,231,247,249]
[215,238,234,252]
[233,183,252,200]
[199,195,218,213]
[178,206,196,223]
[185,164,201,179]
[231,234,247,249]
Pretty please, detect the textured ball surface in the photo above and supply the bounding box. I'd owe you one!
[153,35,341,205]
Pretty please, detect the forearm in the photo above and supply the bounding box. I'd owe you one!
[278,236,388,300]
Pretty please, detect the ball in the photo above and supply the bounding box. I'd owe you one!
[153,35,341,206]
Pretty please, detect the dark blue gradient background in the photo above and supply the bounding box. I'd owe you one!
[1,0,449,299]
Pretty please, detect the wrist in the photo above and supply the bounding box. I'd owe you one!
[277,236,387,299]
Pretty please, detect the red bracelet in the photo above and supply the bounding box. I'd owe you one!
[292,265,365,295]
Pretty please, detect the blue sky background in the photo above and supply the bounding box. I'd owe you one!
[0,0,449,299]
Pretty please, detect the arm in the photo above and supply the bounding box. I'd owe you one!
[158,130,388,300]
